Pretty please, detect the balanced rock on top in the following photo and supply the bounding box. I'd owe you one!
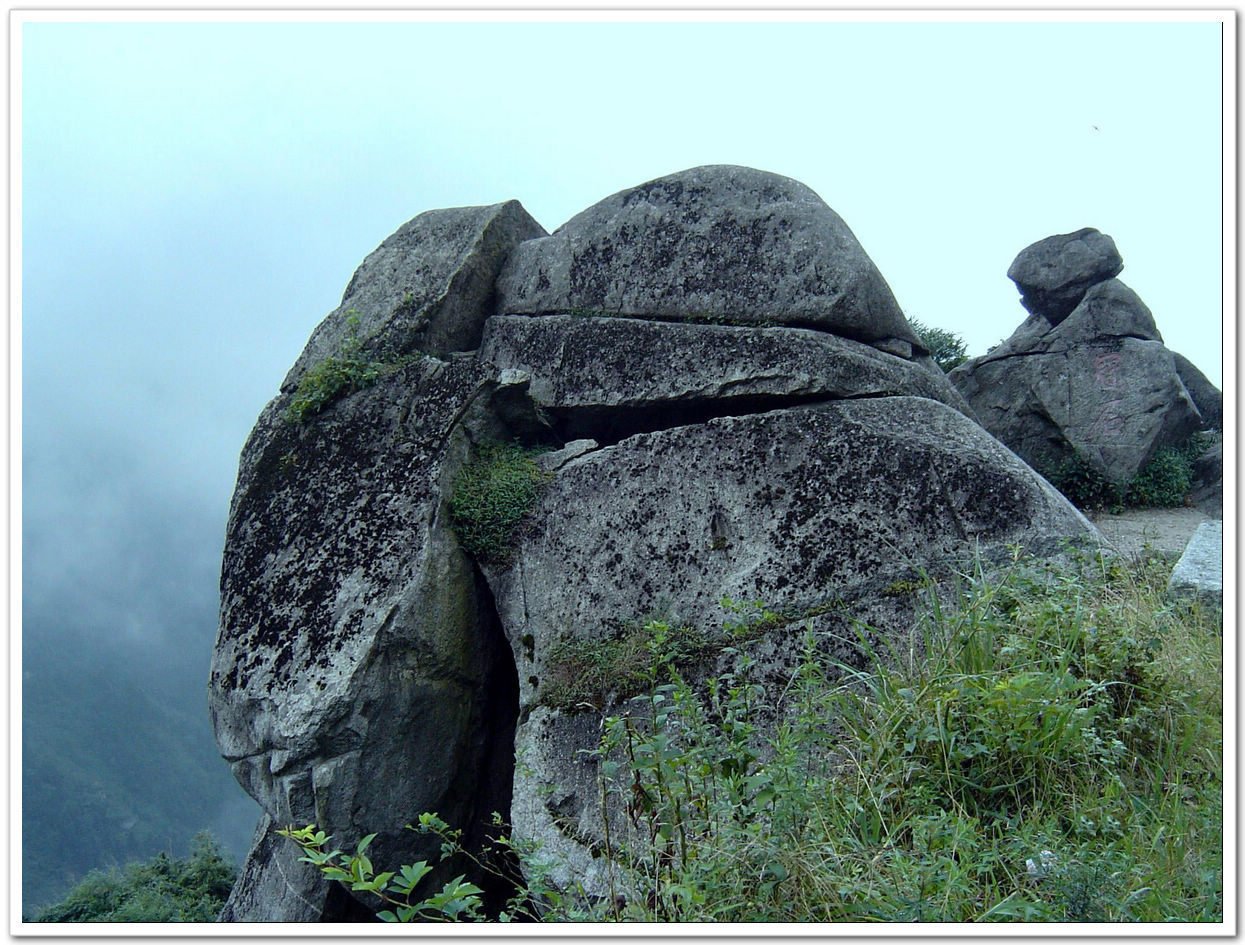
[496,164,925,357]
[950,230,1217,489]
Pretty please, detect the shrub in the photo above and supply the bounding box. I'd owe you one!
[1125,447,1193,508]
[448,442,551,564]
[27,833,236,923]
[909,318,968,372]
[1049,454,1125,510]
[1052,438,1203,511]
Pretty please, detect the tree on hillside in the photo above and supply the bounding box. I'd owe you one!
[910,318,968,372]
[25,832,236,923]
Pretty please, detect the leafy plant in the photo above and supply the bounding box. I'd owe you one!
[448,441,551,564]
[27,832,236,923]
[1124,447,1193,508]
[278,820,486,922]
[285,312,410,424]
[1051,436,1205,511]
[909,318,968,372]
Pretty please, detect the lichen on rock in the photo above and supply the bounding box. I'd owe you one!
[210,166,1106,920]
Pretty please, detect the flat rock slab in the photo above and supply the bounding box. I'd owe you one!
[1167,520,1223,602]
[480,314,972,436]
[495,165,920,349]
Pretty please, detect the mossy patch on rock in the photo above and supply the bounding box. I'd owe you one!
[449,441,552,564]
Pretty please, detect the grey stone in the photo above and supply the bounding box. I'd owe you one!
[950,279,1203,487]
[209,357,519,920]
[214,170,1125,919]
[217,814,375,922]
[1172,351,1222,429]
[1167,521,1223,603]
[479,313,975,437]
[1007,227,1123,322]
[533,437,599,472]
[281,200,546,390]
[1189,439,1223,516]
[481,397,1099,893]
[494,165,921,351]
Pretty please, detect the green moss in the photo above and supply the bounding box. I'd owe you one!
[449,442,552,564]
[882,579,924,597]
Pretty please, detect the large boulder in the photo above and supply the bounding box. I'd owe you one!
[282,201,546,389]
[211,169,1102,920]
[1006,227,1123,323]
[495,165,923,355]
[481,397,1096,894]
[210,249,534,919]
[952,239,1210,489]
[1172,351,1223,430]
[478,313,974,437]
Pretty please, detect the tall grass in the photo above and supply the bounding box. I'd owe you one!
[285,547,1223,923]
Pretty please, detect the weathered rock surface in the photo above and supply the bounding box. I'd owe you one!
[1189,438,1223,516]
[282,201,546,389]
[479,313,974,437]
[212,167,1105,921]
[1167,520,1223,603]
[1172,351,1223,430]
[952,240,1211,488]
[495,165,922,353]
[209,356,521,920]
[1006,227,1123,322]
[482,397,1098,894]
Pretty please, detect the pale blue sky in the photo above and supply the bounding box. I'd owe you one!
[19,10,1228,655]
[16,12,1229,865]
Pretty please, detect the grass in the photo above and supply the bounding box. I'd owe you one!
[448,441,551,565]
[284,546,1223,924]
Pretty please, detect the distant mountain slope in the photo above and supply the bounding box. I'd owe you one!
[22,622,257,913]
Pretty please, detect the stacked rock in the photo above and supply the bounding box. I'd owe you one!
[950,228,1221,489]
[209,167,1101,920]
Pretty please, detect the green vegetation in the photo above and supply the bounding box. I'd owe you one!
[910,318,968,372]
[449,441,552,564]
[22,630,253,912]
[285,312,412,424]
[285,547,1222,922]
[542,620,710,711]
[1051,433,1214,511]
[26,833,236,923]
[541,597,840,712]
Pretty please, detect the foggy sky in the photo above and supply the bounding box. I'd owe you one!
[16,11,1229,882]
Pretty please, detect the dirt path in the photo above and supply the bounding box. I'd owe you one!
[1087,507,1217,558]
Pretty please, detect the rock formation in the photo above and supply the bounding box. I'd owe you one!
[209,166,1100,920]
[949,229,1220,489]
